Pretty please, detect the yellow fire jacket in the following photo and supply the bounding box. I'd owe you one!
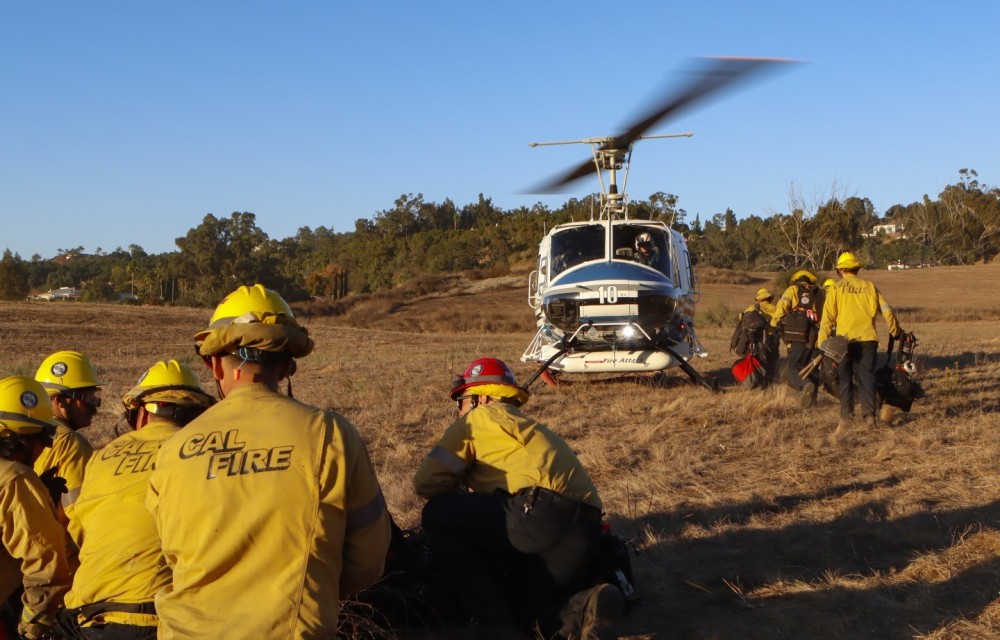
[64,420,181,627]
[818,273,900,345]
[147,383,391,640]
[33,422,93,546]
[743,301,776,322]
[413,402,602,510]
[0,459,71,621]
[769,284,823,328]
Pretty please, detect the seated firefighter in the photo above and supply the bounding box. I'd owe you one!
[33,350,104,546]
[59,359,215,640]
[0,376,72,640]
[413,358,624,638]
[147,284,391,638]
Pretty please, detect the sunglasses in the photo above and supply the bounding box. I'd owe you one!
[71,388,102,409]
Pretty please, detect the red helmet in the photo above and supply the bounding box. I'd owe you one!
[450,358,530,406]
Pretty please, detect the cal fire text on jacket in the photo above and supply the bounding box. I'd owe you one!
[178,429,294,479]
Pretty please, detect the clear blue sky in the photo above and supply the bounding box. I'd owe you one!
[3,2,998,259]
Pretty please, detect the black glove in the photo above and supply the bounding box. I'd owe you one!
[38,467,68,506]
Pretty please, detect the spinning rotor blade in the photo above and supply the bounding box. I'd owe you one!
[532,56,796,193]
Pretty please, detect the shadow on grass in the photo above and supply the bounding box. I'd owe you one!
[612,492,1000,638]
[921,351,1000,370]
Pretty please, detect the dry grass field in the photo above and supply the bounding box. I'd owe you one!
[2,262,1000,639]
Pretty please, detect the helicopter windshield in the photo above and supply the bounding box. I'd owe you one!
[613,225,671,275]
[550,225,606,276]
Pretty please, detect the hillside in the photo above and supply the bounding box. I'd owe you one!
[1,263,999,638]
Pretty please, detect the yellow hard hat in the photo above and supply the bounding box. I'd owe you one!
[123,359,215,410]
[755,288,772,302]
[35,351,104,396]
[823,278,836,289]
[836,252,862,270]
[195,284,314,358]
[0,376,60,437]
[790,270,817,284]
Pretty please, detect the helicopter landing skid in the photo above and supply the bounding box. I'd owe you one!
[658,345,718,392]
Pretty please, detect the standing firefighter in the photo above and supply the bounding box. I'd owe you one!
[414,358,624,638]
[61,360,214,639]
[34,351,103,545]
[818,252,902,427]
[770,270,824,408]
[730,288,779,387]
[0,376,71,640]
[147,284,391,639]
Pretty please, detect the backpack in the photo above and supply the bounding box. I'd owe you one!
[781,283,820,345]
[732,352,765,389]
[591,529,641,611]
[876,367,925,412]
[730,308,767,356]
[876,332,926,412]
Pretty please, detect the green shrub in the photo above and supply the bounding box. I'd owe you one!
[699,300,738,328]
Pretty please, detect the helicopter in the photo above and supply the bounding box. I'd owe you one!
[519,57,792,390]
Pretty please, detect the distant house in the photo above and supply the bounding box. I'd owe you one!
[32,287,82,301]
[864,223,907,239]
[51,252,91,263]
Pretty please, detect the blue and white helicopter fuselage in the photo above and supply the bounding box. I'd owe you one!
[522,218,706,375]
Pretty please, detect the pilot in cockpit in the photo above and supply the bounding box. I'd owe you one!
[634,232,660,267]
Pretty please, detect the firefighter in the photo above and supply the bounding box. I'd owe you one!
[33,350,103,545]
[147,284,391,639]
[747,288,775,317]
[0,376,72,640]
[414,358,624,638]
[770,270,824,408]
[634,232,660,268]
[61,360,215,639]
[746,288,779,385]
[817,278,839,397]
[818,252,902,427]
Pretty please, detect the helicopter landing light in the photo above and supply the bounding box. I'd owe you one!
[622,325,636,338]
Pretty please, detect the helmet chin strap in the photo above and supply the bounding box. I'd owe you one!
[217,357,295,399]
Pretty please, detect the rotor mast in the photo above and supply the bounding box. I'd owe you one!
[529,132,692,220]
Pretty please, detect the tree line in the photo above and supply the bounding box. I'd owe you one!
[1,169,997,305]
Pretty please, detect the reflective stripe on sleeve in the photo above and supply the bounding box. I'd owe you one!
[63,487,81,508]
[428,445,467,474]
[345,488,387,534]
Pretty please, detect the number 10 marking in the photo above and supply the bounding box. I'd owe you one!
[599,285,618,304]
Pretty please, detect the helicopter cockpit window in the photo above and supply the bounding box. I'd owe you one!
[615,227,671,275]
[550,226,606,276]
